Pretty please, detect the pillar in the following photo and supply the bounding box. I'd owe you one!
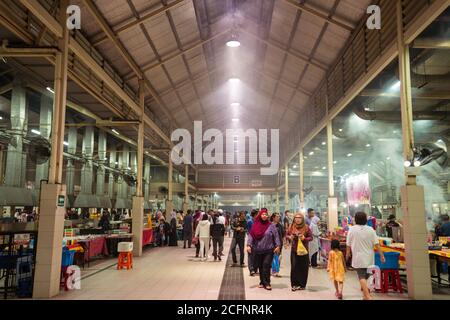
[284,165,289,213]
[34,0,69,298]
[80,126,94,195]
[108,145,116,199]
[132,80,145,256]
[65,127,77,197]
[35,94,52,187]
[183,165,189,213]
[165,159,173,218]
[299,150,305,209]
[96,130,106,198]
[144,158,151,202]
[276,192,280,213]
[327,121,338,232]
[130,151,137,196]
[5,79,27,187]
[396,0,431,300]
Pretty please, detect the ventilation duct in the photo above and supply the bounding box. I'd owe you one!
[353,105,450,122]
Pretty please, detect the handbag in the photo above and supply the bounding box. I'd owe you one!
[271,254,280,273]
[296,236,308,256]
[192,236,199,245]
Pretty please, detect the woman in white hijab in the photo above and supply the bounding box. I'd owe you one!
[309,216,321,268]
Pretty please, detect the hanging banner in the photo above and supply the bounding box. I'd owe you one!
[346,173,371,205]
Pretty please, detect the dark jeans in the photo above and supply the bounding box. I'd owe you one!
[218,236,224,255]
[248,251,259,274]
[212,237,223,258]
[291,251,309,288]
[255,252,274,287]
[183,232,192,248]
[311,252,318,267]
[231,237,245,264]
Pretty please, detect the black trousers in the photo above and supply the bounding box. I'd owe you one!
[255,252,274,287]
[290,251,309,288]
[183,232,192,248]
[212,237,223,258]
[231,237,245,264]
[311,252,318,267]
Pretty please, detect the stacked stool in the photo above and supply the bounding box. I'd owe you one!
[117,242,133,270]
[375,252,403,293]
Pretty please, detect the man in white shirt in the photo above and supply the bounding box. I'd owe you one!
[217,209,226,225]
[346,212,385,300]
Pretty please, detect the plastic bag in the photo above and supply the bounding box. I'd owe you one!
[296,238,308,256]
[272,254,280,273]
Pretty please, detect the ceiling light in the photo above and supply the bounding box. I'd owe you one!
[322,166,326,170]
[115,162,119,165]
[112,129,120,135]
[386,157,391,160]
[390,80,401,91]
[414,160,421,167]
[338,129,343,132]
[333,161,337,164]
[229,77,240,83]
[347,153,352,157]
[63,141,69,146]
[232,118,239,122]
[226,40,240,48]
[322,142,326,145]
[366,144,371,147]
[46,87,55,94]
[31,129,41,135]
[368,164,371,167]
[404,160,411,167]
[293,164,298,169]
[230,102,240,107]
[364,107,370,111]
[393,130,397,134]
[0,116,3,120]
[127,167,131,170]
[309,151,314,156]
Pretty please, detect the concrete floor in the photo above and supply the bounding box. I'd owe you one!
[52,237,448,300]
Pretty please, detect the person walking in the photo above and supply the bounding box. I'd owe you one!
[346,211,385,300]
[183,210,193,249]
[247,210,258,276]
[271,212,285,277]
[246,209,281,290]
[288,213,313,291]
[309,216,321,268]
[327,239,346,299]
[158,216,170,247]
[193,210,202,257]
[169,211,178,246]
[230,211,248,267]
[195,213,211,261]
[210,214,225,261]
[216,210,226,256]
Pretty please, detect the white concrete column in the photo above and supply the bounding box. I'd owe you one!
[284,165,289,212]
[34,0,69,298]
[396,0,431,300]
[165,159,173,218]
[132,80,145,256]
[35,94,52,187]
[276,192,280,213]
[183,165,189,213]
[327,121,338,232]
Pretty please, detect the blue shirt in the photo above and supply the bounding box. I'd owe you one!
[440,222,450,236]
[247,219,254,232]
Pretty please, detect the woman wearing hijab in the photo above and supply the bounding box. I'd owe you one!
[246,209,281,290]
[158,216,170,247]
[193,210,202,257]
[169,210,178,246]
[309,216,321,268]
[288,213,313,291]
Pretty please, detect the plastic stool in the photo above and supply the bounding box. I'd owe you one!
[380,269,403,293]
[117,252,133,270]
[117,242,133,270]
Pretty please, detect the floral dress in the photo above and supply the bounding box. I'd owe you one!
[327,250,346,282]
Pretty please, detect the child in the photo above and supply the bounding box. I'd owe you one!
[327,239,346,299]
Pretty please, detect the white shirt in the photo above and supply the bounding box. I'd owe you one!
[346,225,378,268]
[195,220,211,238]
[217,216,226,225]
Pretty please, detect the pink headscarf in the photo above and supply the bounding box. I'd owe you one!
[249,209,271,241]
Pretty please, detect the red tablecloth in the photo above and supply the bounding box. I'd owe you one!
[79,237,109,259]
[142,229,153,247]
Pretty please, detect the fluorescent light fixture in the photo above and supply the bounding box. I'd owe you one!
[366,144,371,147]
[322,142,326,145]
[63,141,69,146]
[309,151,314,156]
[322,167,326,170]
[228,77,240,83]
[46,87,55,94]
[338,129,343,132]
[347,153,352,157]
[293,164,298,169]
[232,118,239,122]
[230,102,240,107]
[390,80,401,91]
[333,161,337,164]
[404,160,411,167]
[31,129,41,135]
[112,129,120,135]
[364,107,370,111]
[226,40,240,47]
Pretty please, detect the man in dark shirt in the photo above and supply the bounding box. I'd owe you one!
[385,214,400,238]
[230,211,248,267]
[439,214,450,237]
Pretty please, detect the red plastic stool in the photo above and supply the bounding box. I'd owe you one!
[380,269,403,293]
[117,252,133,270]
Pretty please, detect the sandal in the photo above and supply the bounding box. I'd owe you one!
[258,284,264,288]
